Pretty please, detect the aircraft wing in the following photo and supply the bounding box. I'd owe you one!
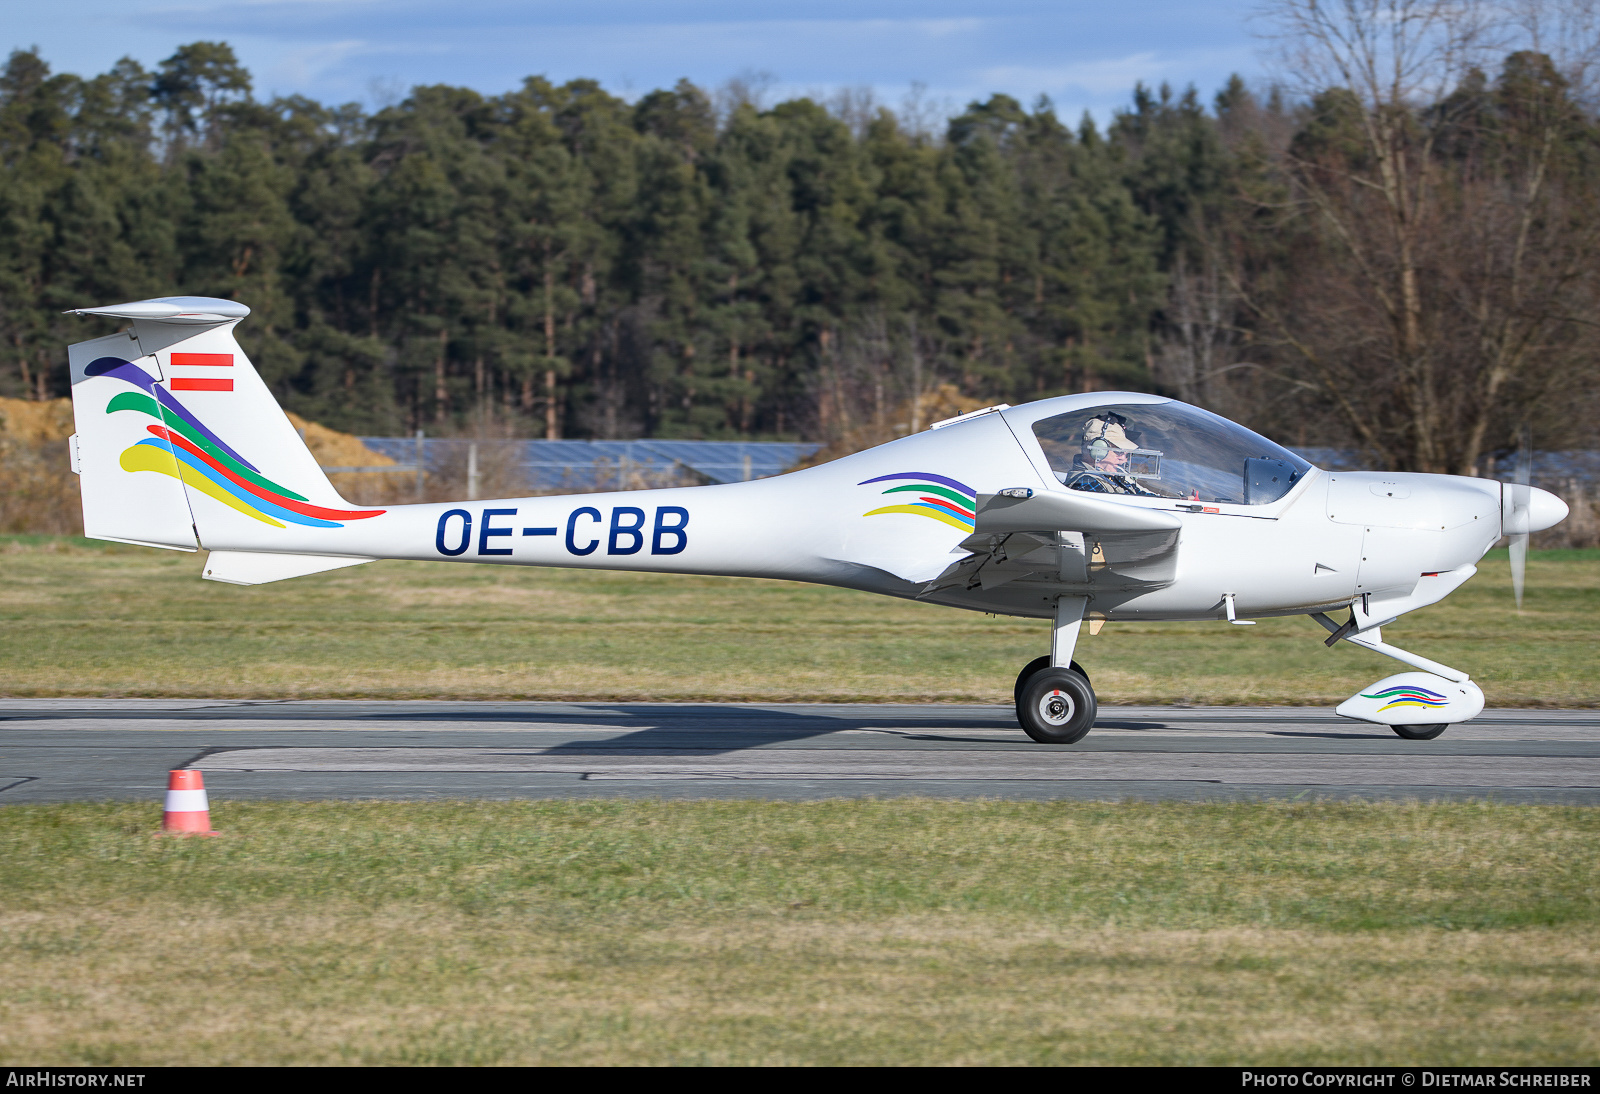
[970,490,1180,536]
[920,491,1181,595]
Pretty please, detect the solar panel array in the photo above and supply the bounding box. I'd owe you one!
[357,437,823,492]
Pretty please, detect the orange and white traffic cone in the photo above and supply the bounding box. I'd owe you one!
[160,769,219,836]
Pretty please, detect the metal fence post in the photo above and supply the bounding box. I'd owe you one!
[414,430,424,501]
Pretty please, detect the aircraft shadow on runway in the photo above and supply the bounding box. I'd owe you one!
[353,704,1027,755]
[343,707,1376,741]
[247,705,1373,754]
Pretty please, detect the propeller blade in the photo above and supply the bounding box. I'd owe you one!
[1511,531,1527,610]
[1510,425,1532,612]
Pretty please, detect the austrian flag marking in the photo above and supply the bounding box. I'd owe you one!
[169,351,234,392]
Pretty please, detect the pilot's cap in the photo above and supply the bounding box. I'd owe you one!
[1083,416,1138,452]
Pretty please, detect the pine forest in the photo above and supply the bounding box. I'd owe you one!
[5,7,1600,479]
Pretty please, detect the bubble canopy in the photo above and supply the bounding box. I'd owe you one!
[1029,400,1312,506]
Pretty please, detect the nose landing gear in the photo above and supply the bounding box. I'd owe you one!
[1312,613,1485,741]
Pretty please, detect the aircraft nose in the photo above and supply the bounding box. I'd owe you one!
[1503,486,1569,535]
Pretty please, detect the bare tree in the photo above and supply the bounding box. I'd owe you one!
[1157,248,1246,409]
[714,70,777,126]
[1249,0,1600,472]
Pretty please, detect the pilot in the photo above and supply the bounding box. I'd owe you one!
[1063,413,1161,496]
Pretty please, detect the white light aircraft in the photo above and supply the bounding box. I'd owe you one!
[64,297,1570,742]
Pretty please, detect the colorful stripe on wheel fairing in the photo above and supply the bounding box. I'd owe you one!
[1359,685,1450,713]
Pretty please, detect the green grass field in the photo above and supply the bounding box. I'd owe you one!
[0,537,1595,704]
[2,799,1597,1065]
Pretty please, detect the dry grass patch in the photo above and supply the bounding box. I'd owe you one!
[1,912,1595,1066]
[0,799,1596,1064]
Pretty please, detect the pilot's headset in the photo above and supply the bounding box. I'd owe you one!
[1082,413,1130,461]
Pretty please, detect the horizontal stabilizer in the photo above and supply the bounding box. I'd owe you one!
[974,491,1180,535]
[202,551,374,586]
[64,297,250,324]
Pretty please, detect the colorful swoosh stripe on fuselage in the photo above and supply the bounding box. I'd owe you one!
[1360,685,1449,713]
[860,472,978,532]
[93,357,385,529]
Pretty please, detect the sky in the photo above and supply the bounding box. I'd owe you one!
[2,0,1268,123]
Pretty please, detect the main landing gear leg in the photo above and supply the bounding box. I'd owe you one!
[1016,597,1097,744]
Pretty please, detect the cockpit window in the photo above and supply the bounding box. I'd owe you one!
[1031,403,1311,505]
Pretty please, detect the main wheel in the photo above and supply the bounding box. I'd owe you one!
[1013,656,1092,709]
[1018,668,1098,744]
[1390,723,1449,741]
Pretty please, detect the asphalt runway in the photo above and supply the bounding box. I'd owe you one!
[2,699,1597,805]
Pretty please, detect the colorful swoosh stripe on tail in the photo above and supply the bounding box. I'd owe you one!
[107,391,308,501]
[860,472,978,531]
[92,357,385,529]
[1360,685,1449,713]
[87,357,256,471]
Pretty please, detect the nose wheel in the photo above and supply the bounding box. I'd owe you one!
[1390,723,1449,740]
[1015,663,1098,744]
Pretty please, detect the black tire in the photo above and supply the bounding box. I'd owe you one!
[1018,668,1098,744]
[1013,656,1091,709]
[1390,723,1449,741]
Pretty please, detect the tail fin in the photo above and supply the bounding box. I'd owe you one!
[67,297,383,581]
